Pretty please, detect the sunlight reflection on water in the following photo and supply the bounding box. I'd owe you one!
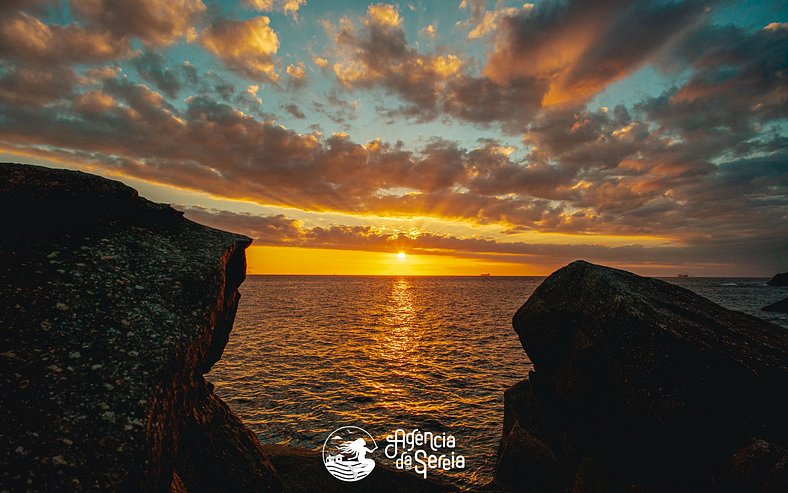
[210,275,787,487]
[210,276,537,487]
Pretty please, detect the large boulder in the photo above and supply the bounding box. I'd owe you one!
[0,163,280,492]
[763,297,788,313]
[495,260,788,492]
[767,273,788,286]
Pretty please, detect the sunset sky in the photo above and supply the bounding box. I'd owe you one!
[1,0,786,275]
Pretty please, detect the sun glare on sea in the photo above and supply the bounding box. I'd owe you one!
[397,252,407,260]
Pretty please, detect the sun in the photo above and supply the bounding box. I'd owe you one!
[397,252,407,260]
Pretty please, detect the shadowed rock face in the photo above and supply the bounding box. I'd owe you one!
[175,380,281,492]
[0,163,278,491]
[763,297,788,313]
[495,261,788,493]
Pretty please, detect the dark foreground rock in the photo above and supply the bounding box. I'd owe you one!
[0,163,278,491]
[763,297,788,313]
[175,380,281,492]
[0,163,473,493]
[767,272,788,286]
[494,261,788,493]
[260,445,457,493]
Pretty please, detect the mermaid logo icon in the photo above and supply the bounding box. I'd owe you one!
[322,426,377,482]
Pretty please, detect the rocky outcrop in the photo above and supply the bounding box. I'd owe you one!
[767,273,788,286]
[494,260,788,493]
[0,163,279,491]
[762,297,788,313]
[175,380,281,492]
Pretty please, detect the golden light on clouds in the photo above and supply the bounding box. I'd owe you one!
[201,16,280,81]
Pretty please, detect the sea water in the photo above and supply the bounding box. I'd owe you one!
[210,276,788,487]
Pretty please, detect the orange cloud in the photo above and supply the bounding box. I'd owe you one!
[484,0,709,106]
[286,62,306,84]
[74,91,116,114]
[201,16,280,81]
[245,0,307,19]
[366,4,402,28]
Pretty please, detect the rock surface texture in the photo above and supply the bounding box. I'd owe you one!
[494,261,788,493]
[0,163,279,492]
[767,272,788,286]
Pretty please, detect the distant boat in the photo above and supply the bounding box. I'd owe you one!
[480,273,491,277]
[677,273,689,278]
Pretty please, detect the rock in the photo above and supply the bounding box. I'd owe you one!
[174,380,282,492]
[496,260,788,492]
[767,272,788,286]
[493,380,563,493]
[729,438,788,492]
[0,163,279,491]
[259,444,456,493]
[763,296,788,313]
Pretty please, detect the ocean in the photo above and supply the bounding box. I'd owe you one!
[210,276,788,487]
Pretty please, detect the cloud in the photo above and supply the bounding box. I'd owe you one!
[131,50,182,98]
[466,6,522,40]
[179,205,788,274]
[484,0,712,106]
[638,21,788,134]
[71,0,205,47]
[245,0,307,19]
[286,62,306,87]
[201,16,280,82]
[0,0,785,276]
[0,64,79,106]
[328,4,467,120]
[1,62,785,244]
[283,103,305,118]
[420,24,436,38]
[0,12,132,63]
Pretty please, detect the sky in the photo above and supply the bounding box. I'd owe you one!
[0,0,786,276]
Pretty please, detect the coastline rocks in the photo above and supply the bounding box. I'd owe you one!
[767,273,788,286]
[174,380,281,492]
[763,296,788,313]
[495,260,788,492]
[0,163,277,491]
